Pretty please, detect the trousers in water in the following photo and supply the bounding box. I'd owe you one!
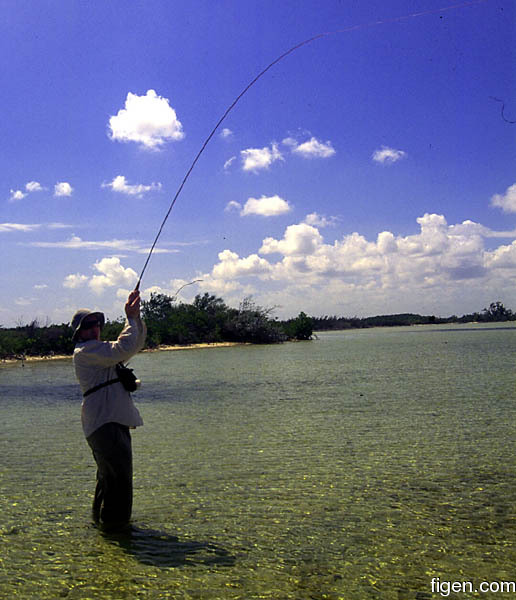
[87,422,133,529]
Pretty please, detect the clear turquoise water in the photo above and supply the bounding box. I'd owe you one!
[1,324,516,599]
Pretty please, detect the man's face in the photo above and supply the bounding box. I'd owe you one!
[79,317,101,342]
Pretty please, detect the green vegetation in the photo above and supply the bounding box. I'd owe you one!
[281,311,314,340]
[0,320,75,359]
[311,301,515,331]
[0,293,313,360]
[1,298,513,361]
[141,293,287,346]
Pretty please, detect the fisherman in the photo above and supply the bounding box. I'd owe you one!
[70,289,146,531]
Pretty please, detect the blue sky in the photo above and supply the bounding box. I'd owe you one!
[1,0,514,326]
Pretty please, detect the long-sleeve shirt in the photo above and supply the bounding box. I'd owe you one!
[73,316,147,438]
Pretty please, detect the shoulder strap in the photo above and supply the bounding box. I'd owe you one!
[83,377,120,398]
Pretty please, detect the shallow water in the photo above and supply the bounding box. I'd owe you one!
[1,324,516,599]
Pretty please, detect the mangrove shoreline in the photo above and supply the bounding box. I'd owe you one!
[1,295,513,363]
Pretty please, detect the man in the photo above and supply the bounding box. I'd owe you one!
[71,289,146,531]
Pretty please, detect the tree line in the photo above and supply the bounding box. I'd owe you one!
[141,293,313,346]
[311,301,515,330]
[0,293,313,360]
[0,298,513,360]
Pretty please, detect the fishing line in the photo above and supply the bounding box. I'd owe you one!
[172,279,203,300]
[135,0,488,290]
[490,96,516,124]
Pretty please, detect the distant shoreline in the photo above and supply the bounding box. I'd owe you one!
[0,354,71,366]
[0,341,244,366]
[1,321,512,366]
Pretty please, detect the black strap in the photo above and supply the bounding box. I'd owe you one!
[83,378,120,398]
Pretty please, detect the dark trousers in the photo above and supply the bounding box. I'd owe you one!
[86,422,133,529]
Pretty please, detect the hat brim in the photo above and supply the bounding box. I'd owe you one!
[72,311,105,342]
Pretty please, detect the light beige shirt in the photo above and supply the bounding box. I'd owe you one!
[73,317,147,438]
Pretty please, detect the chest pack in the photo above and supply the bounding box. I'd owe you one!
[83,363,139,398]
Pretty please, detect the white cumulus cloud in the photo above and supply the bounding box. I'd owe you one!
[282,137,298,148]
[63,273,89,289]
[303,212,338,227]
[491,183,516,213]
[291,137,336,158]
[260,223,323,256]
[54,182,73,197]
[212,250,272,279]
[25,181,44,192]
[241,143,283,172]
[241,195,292,217]
[63,258,138,294]
[486,241,516,269]
[9,189,27,202]
[172,210,516,319]
[89,258,138,295]
[8,181,46,202]
[102,175,162,197]
[372,146,407,164]
[108,89,185,150]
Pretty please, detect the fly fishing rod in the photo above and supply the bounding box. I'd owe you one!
[134,0,487,291]
[134,31,328,291]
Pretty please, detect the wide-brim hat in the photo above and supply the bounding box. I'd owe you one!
[70,309,105,342]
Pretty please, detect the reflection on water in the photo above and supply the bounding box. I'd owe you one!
[1,324,516,599]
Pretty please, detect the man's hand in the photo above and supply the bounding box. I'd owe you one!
[125,290,141,319]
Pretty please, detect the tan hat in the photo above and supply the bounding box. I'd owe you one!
[70,309,105,342]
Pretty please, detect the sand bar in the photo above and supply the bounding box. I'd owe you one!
[0,341,245,366]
